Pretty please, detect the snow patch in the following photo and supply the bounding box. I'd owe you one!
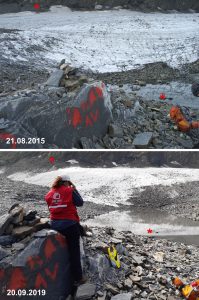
[7,167,199,207]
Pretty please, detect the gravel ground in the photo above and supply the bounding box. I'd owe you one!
[82,226,199,299]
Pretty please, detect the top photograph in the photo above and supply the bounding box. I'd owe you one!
[0,0,199,149]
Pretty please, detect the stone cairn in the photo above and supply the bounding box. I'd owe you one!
[0,203,50,250]
[46,60,93,91]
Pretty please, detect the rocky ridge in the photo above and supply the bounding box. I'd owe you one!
[0,0,199,13]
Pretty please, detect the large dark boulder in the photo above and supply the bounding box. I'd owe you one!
[0,230,72,300]
[0,82,112,149]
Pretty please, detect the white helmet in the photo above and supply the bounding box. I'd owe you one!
[60,175,71,182]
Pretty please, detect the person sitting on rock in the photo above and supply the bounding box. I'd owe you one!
[45,175,86,285]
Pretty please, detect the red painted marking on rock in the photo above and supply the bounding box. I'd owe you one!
[95,86,103,98]
[72,108,82,128]
[44,238,56,260]
[0,133,17,149]
[85,115,93,127]
[90,109,99,122]
[55,234,67,247]
[0,269,4,280]
[89,89,97,106]
[81,101,90,112]
[147,228,153,234]
[66,86,104,128]
[35,273,47,289]
[27,256,43,270]
[45,263,59,281]
[8,268,27,290]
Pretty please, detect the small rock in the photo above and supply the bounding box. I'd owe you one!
[91,241,108,250]
[131,254,144,265]
[117,283,123,289]
[153,252,165,262]
[12,211,24,225]
[26,216,40,226]
[141,291,148,298]
[124,278,133,289]
[80,137,96,149]
[12,226,34,239]
[60,63,69,70]
[110,237,123,244]
[95,5,103,10]
[12,243,25,251]
[97,291,104,297]
[135,80,146,86]
[4,224,14,235]
[75,283,96,300]
[0,246,10,261]
[123,100,133,108]
[59,59,65,67]
[98,291,107,300]
[167,296,178,300]
[111,293,133,300]
[105,284,120,295]
[64,79,80,90]
[108,124,123,138]
[0,235,16,246]
[46,70,64,87]
[34,229,55,238]
[0,214,13,235]
[24,210,37,221]
[8,203,20,213]
[133,132,153,149]
[34,218,50,231]
[9,206,23,217]
[129,275,141,282]
[135,266,143,275]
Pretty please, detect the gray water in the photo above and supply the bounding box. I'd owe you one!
[85,208,199,246]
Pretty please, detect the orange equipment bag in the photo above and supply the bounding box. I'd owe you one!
[170,106,191,132]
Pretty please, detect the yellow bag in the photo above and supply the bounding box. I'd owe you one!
[182,285,193,299]
[108,246,121,269]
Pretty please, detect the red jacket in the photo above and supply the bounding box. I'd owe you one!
[45,186,80,222]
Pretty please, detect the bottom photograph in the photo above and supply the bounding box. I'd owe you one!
[0,151,199,300]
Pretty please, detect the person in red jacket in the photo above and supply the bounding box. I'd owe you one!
[45,175,86,285]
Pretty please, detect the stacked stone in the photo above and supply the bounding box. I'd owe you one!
[46,60,92,91]
[0,203,49,249]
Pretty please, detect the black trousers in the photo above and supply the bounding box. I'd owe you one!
[52,222,83,282]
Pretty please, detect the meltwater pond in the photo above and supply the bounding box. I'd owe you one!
[84,208,199,246]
